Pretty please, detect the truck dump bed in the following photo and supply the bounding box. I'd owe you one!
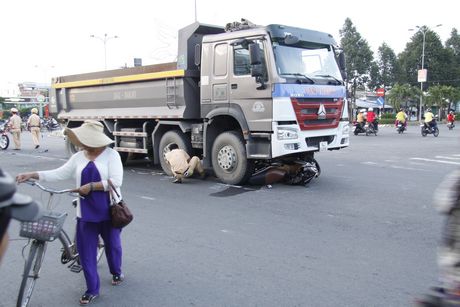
[50,22,225,121]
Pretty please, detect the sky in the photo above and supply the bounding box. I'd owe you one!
[0,0,456,95]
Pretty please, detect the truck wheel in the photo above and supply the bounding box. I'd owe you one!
[119,152,129,165]
[65,137,79,157]
[211,131,253,185]
[159,130,192,176]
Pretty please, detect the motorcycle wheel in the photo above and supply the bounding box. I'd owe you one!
[421,128,427,137]
[433,128,439,137]
[0,134,9,150]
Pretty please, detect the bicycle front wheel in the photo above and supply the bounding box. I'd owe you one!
[17,241,46,307]
[97,236,105,264]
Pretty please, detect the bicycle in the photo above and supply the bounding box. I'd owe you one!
[16,180,105,307]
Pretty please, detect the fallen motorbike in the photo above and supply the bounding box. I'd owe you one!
[249,160,320,186]
[421,121,439,137]
[396,122,406,134]
[447,121,455,130]
[0,122,10,150]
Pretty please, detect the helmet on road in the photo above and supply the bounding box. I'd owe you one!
[426,108,432,112]
[10,108,18,113]
[0,169,41,222]
[368,107,373,111]
[31,108,38,114]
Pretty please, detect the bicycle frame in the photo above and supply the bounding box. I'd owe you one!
[16,181,82,307]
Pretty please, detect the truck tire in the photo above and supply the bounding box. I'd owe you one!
[65,137,79,157]
[211,131,253,185]
[159,130,192,176]
[119,152,129,165]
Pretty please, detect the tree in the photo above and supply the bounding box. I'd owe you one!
[339,18,374,79]
[445,28,460,88]
[376,43,397,89]
[426,85,460,118]
[339,18,374,118]
[386,83,420,110]
[396,26,450,88]
[446,28,460,56]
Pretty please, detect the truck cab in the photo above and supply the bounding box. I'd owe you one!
[199,21,349,183]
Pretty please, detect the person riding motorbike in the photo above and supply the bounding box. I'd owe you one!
[395,108,408,128]
[424,108,437,130]
[366,107,378,131]
[353,110,366,134]
[447,111,455,127]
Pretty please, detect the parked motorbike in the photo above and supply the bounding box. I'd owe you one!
[43,117,60,131]
[396,122,406,134]
[0,122,10,150]
[421,121,439,137]
[447,121,455,130]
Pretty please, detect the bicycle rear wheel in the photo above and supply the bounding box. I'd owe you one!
[17,241,46,307]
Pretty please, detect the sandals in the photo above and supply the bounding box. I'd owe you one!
[112,274,124,286]
[79,293,98,305]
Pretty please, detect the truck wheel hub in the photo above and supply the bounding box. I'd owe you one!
[217,145,237,171]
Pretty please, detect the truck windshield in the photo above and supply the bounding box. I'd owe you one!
[273,44,343,84]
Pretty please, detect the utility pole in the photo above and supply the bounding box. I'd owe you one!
[409,24,442,121]
[90,33,119,70]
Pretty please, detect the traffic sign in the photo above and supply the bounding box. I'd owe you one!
[376,88,385,97]
[36,94,45,102]
[418,69,427,82]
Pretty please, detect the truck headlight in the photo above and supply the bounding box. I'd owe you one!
[342,125,350,135]
[277,127,298,140]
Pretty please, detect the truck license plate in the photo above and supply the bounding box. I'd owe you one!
[319,141,328,152]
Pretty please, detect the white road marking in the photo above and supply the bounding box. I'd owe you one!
[361,161,378,165]
[0,151,66,161]
[390,165,429,171]
[140,196,156,201]
[435,156,460,160]
[410,157,460,165]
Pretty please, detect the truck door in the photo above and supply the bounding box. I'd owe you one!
[200,42,230,112]
[229,39,272,132]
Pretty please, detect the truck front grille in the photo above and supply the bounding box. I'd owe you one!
[291,98,343,130]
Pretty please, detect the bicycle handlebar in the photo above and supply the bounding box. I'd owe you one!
[24,180,81,197]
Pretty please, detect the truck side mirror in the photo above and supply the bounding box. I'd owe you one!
[249,43,261,65]
[338,52,347,80]
[194,44,201,66]
[249,43,266,90]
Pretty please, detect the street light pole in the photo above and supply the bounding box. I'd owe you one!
[409,24,442,121]
[90,33,119,70]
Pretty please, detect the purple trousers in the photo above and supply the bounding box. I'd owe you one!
[76,219,122,295]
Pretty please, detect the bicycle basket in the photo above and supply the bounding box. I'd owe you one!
[20,211,67,241]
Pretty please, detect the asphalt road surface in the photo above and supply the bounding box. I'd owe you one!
[0,124,458,306]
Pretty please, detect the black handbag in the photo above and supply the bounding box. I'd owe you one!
[108,180,133,228]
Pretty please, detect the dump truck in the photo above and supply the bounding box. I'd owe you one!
[49,19,349,185]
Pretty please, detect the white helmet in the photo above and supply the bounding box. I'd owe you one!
[368,107,373,111]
